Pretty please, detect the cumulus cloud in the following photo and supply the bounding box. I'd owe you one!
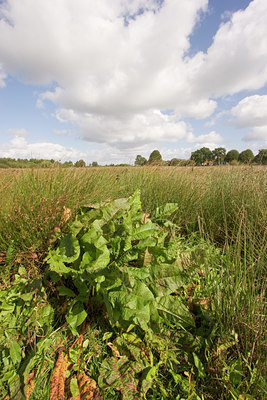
[186,130,223,144]
[229,95,267,142]
[191,0,267,97]
[0,0,266,149]
[55,108,191,147]
[0,64,5,87]
[0,135,87,161]
[157,146,199,161]
[53,129,72,136]
[7,128,28,137]
[243,126,267,142]
[230,95,267,128]
[0,0,210,147]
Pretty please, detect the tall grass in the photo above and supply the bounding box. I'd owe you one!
[1,166,265,251]
[0,165,266,397]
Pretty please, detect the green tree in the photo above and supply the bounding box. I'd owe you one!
[135,155,147,166]
[147,150,162,164]
[169,158,182,166]
[254,149,267,165]
[74,159,86,167]
[238,149,254,164]
[225,149,239,163]
[190,147,213,165]
[92,161,99,167]
[179,159,196,167]
[148,150,162,164]
[62,161,73,168]
[212,147,226,165]
[40,160,52,168]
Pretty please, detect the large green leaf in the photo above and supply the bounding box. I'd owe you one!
[128,189,142,215]
[132,221,159,240]
[9,341,21,365]
[80,229,110,273]
[147,263,185,296]
[66,300,87,335]
[58,286,76,297]
[155,295,195,329]
[104,280,157,330]
[154,203,178,220]
[59,233,80,263]
[46,254,74,275]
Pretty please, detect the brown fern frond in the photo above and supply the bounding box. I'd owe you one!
[24,371,35,399]
[49,351,69,400]
[77,372,103,400]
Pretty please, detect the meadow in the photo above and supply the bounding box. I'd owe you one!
[0,165,266,399]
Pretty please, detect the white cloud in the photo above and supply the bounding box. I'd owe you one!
[55,108,191,147]
[0,64,6,87]
[229,95,267,143]
[53,129,72,136]
[0,0,211,147]
[158,146,196,161]
[230,95,267,128]
[191,0,267,97]
[7,128,28,137]
[243,127,267,142]
[186,130,223,144]
[0,135,87,161]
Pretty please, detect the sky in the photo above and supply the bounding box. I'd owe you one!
[0,0,267,165]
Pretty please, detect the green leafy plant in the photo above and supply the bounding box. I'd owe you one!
[46,190,193,333]
[45,190,218,398]
[1,185,265,399]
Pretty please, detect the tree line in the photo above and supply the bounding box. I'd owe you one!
[135,148,267,166]
[0,157,132,169]
[0,148,266,169]
[0,158,89,169]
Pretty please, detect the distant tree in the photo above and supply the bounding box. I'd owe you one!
[63,161,73,168]
[179,159,196,167]
[230,159,239,166]
[225,149,239,163]
[169,158,182,166]
[190,147,213,165]
[135,155,147,166]
[238,149,254,164]
[40,160,52,168]
[148,150,162,164]
[254,149,267,165]
[212,147,226,165]
[74,159,86,167]
[92,161,99,167]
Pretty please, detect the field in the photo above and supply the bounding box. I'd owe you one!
[0,165,266,399]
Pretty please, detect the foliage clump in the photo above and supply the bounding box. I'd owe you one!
[147,149,162,164]
[0,189,266,399]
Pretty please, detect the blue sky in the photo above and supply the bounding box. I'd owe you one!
[0,0,266,164]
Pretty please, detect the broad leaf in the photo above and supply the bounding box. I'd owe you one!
[58,286,76,297]
[66,301,87,335]
[155,295,195,329]
[147,263,185,296]
[132,221,159,240]
[59,233,80,263]
[154,203,178,220]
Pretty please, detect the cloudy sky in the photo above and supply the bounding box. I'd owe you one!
[0,0,267,164]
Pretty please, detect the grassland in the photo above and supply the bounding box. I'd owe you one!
[0,165,266,399]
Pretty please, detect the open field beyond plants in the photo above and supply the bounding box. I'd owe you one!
[0,166,266,399]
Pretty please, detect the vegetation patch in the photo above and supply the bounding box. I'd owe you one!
[0,168,266,399]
